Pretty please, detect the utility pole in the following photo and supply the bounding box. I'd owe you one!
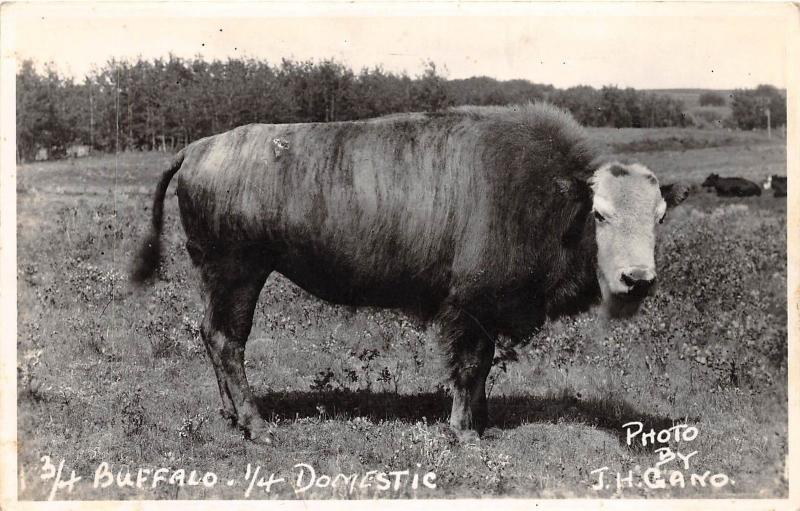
[765,107,771,139]
[755,96,771,138]
[89,80,94,150]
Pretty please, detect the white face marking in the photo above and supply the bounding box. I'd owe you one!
[656,199,667,222]
[590,162,665,313]
[592,196,615,219]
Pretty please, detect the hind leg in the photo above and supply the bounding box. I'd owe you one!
[187,240,238,423]
[202,319,238,424]
[198,248,272,443]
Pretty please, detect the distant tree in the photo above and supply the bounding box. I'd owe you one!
[16,59,46,160]
[731,85,786,130]
[447,76,552,107]
[279,59,314,121]
[16,60,82,160]
[755,84,786,127]
[598,86,631,128]
[411,61,452,112]
[622,88,643,128]
[638,93,688,128]
[699,91,726,107]
[731,92,760,130]
[313,59,357,121]
[447,76,507,106]
[351,66,413,118]
[17,55,712,160]
[249,59,296,124]
[549,85,601,126]
[502,79,553,104]
[549,86,687,128]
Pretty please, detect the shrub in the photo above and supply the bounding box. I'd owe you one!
[731,85,786,130]
[699,92,726,107]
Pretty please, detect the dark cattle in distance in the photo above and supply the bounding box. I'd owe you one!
[763,174,787,198]
[131,103,688,444]
[702,173,762,197]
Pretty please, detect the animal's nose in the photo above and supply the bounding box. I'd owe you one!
[620,270,656,296]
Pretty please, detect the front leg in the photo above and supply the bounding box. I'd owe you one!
[439,306,496,443]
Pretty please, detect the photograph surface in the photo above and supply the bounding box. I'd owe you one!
[3,2,796,504]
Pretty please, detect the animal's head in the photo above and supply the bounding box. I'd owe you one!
[558,162,688,318]
[701,173,719,187]
[589,163,689,317]
[763,175,773,190]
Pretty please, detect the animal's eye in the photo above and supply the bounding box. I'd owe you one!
[593,211,606,223]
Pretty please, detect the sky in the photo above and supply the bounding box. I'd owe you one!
[7,2,794,90]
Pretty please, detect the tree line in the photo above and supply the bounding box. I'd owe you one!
[729,85,786,130]
[16,56,786,161]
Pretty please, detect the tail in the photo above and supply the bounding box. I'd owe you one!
[130,150,186,285]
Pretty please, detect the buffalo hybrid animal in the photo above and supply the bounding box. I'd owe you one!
[701,173,761,197]
[763,174,787,198]
[131,104,688,444]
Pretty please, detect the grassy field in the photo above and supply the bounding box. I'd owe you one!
[15,127,787,500]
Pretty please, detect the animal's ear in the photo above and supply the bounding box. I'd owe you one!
[553,176,592,200]
[660,182,690,208]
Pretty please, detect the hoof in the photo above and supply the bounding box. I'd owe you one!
[458,431,481,446]
[219,408,237,426]
[451,427,481,446]
[246,426,275,446]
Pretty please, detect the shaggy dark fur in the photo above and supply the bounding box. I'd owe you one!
[768,175,787,198]
[702,173,762,197]
[131,103,669,442]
